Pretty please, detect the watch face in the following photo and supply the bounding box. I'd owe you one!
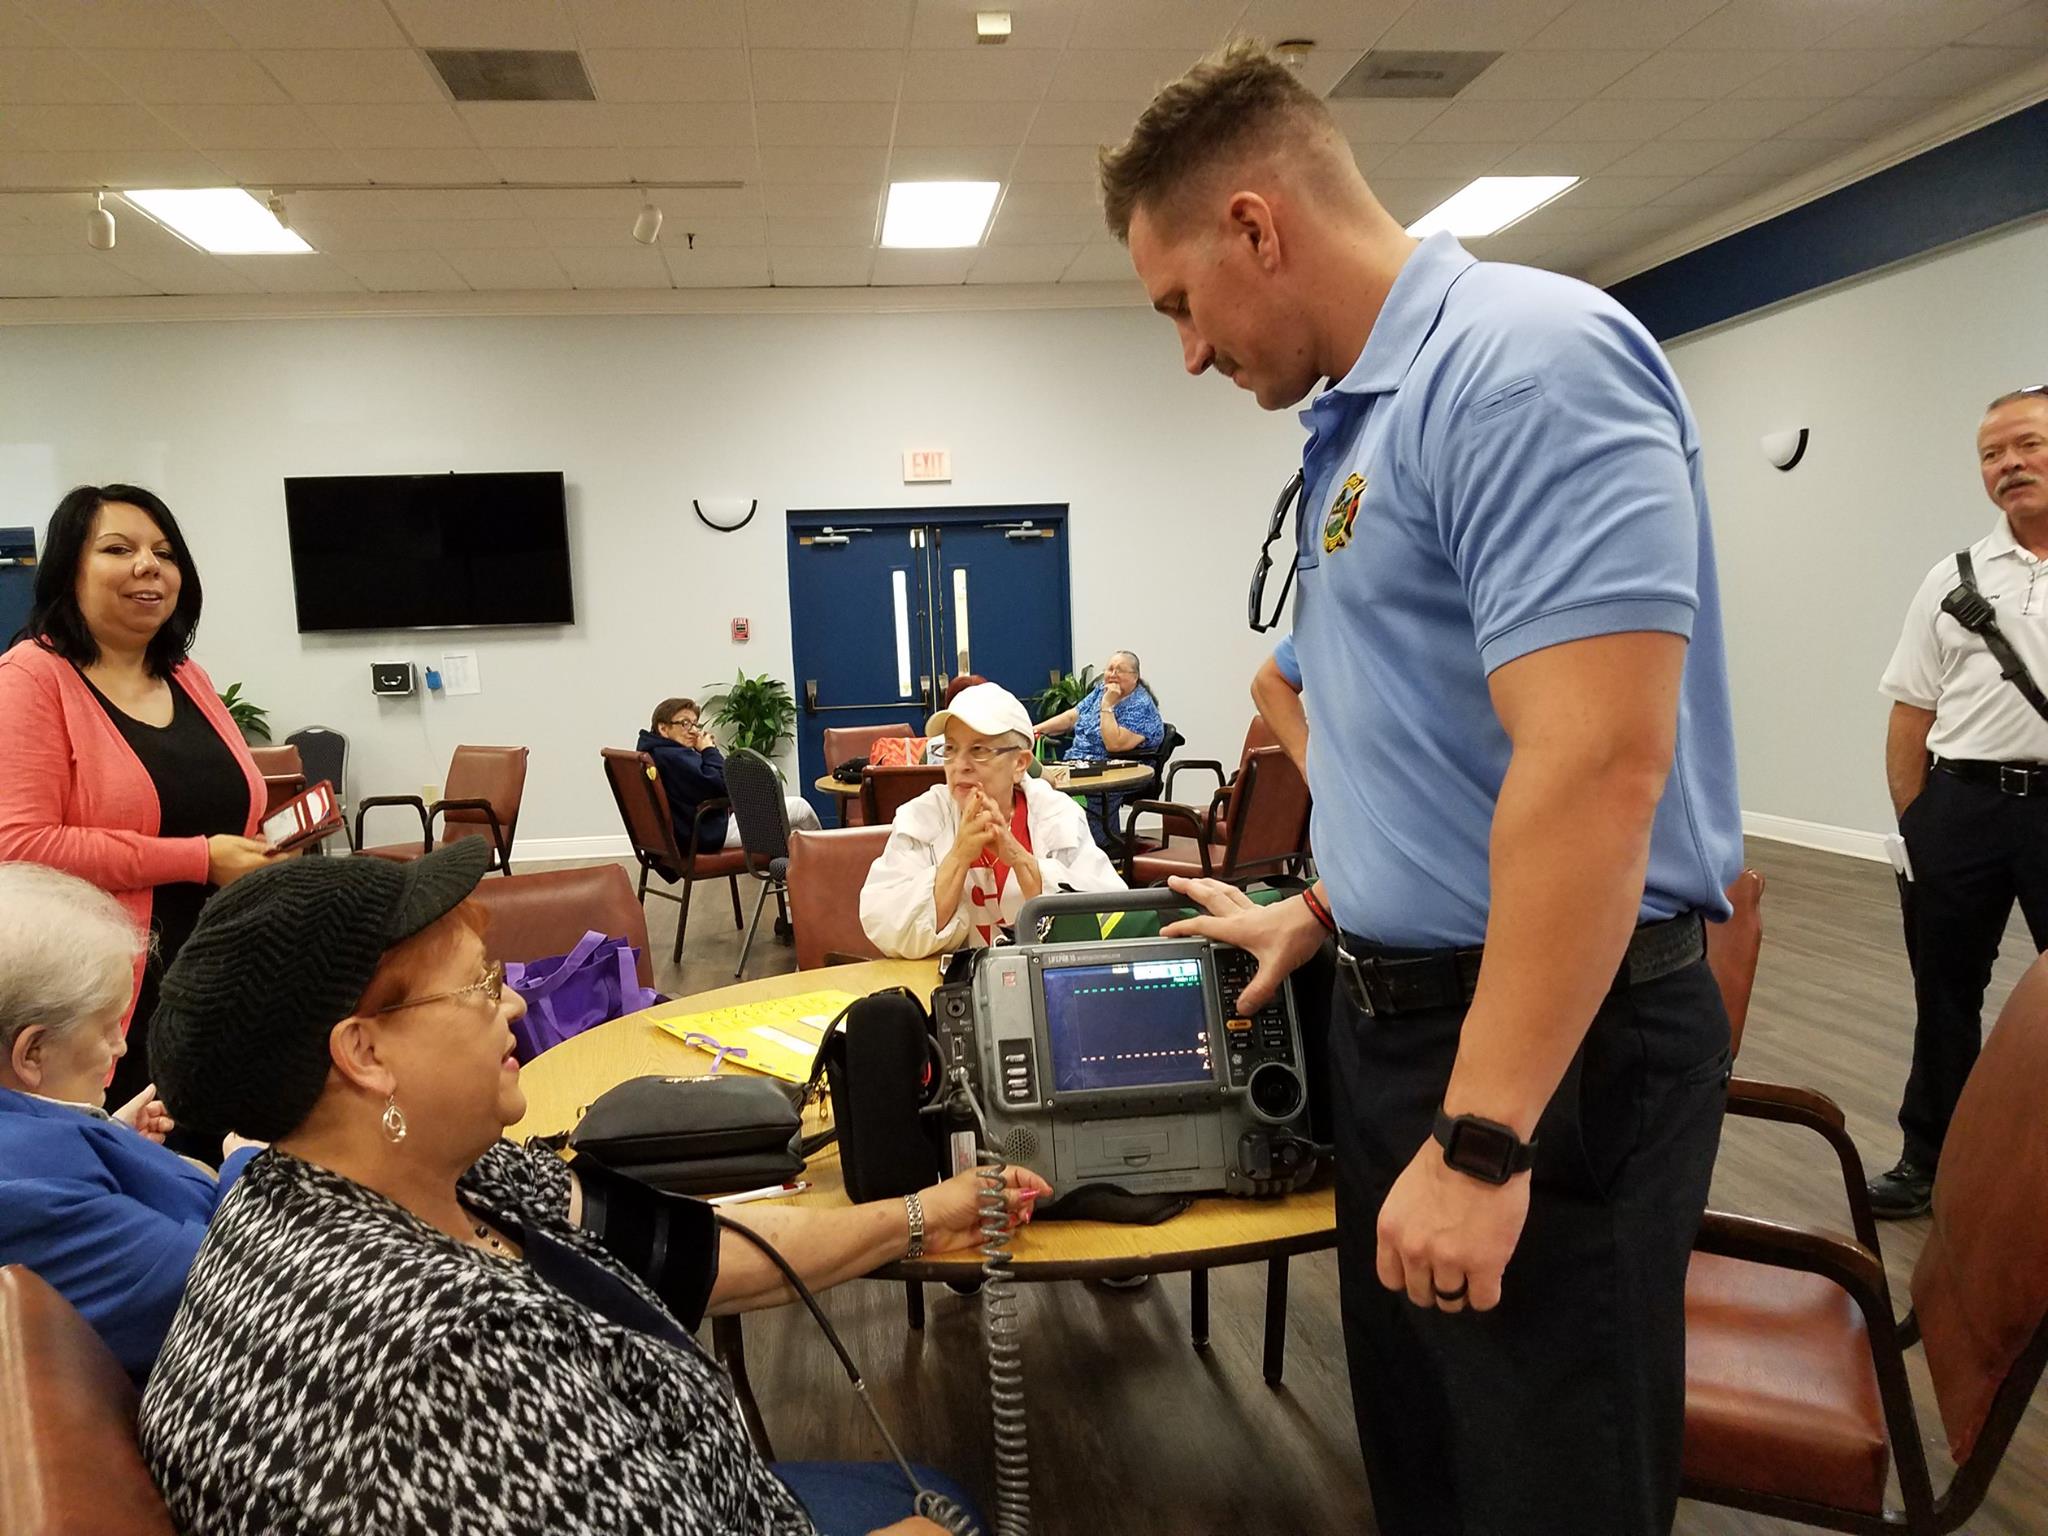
[1445,1119,1516,1184]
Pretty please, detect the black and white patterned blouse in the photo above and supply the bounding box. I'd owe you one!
[138,1142,817,1536]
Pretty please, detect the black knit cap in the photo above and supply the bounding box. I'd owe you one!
[151,840,493,1140]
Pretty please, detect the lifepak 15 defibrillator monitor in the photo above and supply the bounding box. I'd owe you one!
[935,893,1316,1198]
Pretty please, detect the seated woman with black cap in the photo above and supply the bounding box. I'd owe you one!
[138,838,1049,1536]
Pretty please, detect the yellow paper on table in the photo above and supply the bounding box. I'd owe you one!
[650,989,861,1084]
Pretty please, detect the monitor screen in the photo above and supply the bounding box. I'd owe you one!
[1041,957,1215,1094]
[283,471,573,632]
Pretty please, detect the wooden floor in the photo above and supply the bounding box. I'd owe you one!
[608,841,2048,1536]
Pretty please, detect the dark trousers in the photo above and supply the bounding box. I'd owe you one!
[1330,953,1730,1536]
[1897,768,2048,1168]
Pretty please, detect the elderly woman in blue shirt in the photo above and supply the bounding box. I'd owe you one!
[1034,649,1167,845]
[0,861,258,1381]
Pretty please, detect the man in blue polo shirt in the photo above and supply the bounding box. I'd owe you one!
[1102,43,1742,1536]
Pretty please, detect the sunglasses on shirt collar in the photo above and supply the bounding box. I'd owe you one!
[1248,470,1306,634]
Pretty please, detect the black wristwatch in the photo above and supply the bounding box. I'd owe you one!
[1432,1107,1537,1185]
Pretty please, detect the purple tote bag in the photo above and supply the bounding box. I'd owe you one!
[505,930,658,1063]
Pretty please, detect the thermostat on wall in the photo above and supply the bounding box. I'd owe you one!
[371,662,415,697]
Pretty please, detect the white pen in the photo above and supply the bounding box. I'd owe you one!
[708,1180,810,1207]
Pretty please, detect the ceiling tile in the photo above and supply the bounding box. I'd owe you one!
[580,49,752,102]
[745,0,914,50]
[665,245,769,284]
[759,144,889,184]
[1412,98,1574,143]
[305,103,476,148]
[332,249,471,291]
[1234,0,1411,50]
[0,252,153,294]
[1526,0,1727,50]
[383,0,576,49]
[553,244,671,287]
[1562,172,1687,206]
[523,215,639,245]
[1328,99,1449,146]
[216,252,363,290]
[1493,197,1620,238]
[1662,97,1829,140]
[1067,0,1242,47]
[1600,49,1796,100]
[635,214,766,246]
[1673,0,1859,50]
[442,246,570,288]
[620,145,758,180]
[1596,139,1745,177]
[294,186,525,219]
[24,0,235,49]
[1729,46,1930,98]
[151,103,335,149]
[109,246,256,293]
[1649,171,1781,207]
[89,49,287,104]
[1706,136,1852,177]
[348,146,501,181]
[260,50,447,104]
[201,0,411,49]
[1819,0,2020,48]
[0,152,66,184]
[871,246,973,283]
[457,102,616,147]
[517,184,759,217]
[1963,2,2048,46]
[1044,48,1200,102]
[1008,143,1100,181]
[887,144,1013,180]
[1488,139,1634,175]
[767,246,874,284]
[751,48,905,102]
[1026,98,1150,145]
[485,145,632,181]
[901,47,1059,102]
[54,148,227,184]
[1539,96,1707,139]
[12,103,189,151]
[301,217,547,251]
[756,101,899,147]
[1467,229,1562,266]
[205,147,367,182]
[910,0,1082,50]
[1375,0,1576,50]
[1859,44,2047,97]
[0,219,90,251]
[1060,243,1139,282]
[968,242,1083,283]
[1373,140,1516,178]
[1458,49,1649,100]
[987,208,1101,244]
[1773,93,1929,139]
[765,212,879,243]
[566,0,746,48]
[611,102,757,147]
[894,99,1037,146]
[0,190,97,221]
[764,184,882,218]
[0,6,60,46]
[0,50,128,103]
[995,179,1099,216]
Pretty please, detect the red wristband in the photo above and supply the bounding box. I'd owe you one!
[1301,884,1337,934]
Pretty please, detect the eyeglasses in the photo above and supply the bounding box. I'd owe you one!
[955,742,1024,766]
[1248,470,1305,634]
[377,960,506,1016]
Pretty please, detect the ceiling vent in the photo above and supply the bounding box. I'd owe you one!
[426,49,596,102]
[1328,50,1502,100]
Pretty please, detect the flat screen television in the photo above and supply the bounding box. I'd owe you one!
[283,471,574,633]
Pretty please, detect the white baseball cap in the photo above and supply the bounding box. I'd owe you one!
[927,682,1035,747]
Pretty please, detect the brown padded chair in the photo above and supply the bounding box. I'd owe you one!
[467,863,654,989]
[601,748,746,968]
[356,744,527,874]
[787,826,891,970]
[822,721,914,826]
[246,742,305,821]
[1134,716,1279,854]
[0,1265,175,1536]
[1125,746,1309,885]
[1681,943,2048,1531]
[859,764,944,827]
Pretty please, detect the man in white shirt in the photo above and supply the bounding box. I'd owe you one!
[860,683,1125,957]
[1873,384,2048,1218]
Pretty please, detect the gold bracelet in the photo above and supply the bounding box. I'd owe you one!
[903,1190,926,1260]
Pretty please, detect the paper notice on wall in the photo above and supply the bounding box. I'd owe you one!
[440,651,480,696]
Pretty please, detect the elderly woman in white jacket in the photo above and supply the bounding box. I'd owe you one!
[860,683,1124,957]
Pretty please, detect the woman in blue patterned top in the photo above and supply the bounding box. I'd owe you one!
[1034,650,1165,846]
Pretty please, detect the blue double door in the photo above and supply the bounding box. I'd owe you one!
[787,506,1072,824]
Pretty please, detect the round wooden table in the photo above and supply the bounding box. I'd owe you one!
[511,958,1337,1443]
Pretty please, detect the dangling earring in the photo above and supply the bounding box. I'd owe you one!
[381,1093,408,1145]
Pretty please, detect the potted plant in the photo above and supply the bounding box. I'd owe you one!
[1030,664,1098,724]
[701,670,797,758]
[217,682,272,743]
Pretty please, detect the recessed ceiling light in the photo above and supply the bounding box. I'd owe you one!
[881,181,1000,249]
[123,187,312,254]
[1405,175,1578,239]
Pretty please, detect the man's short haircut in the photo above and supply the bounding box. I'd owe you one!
[1098,38,1335,244]
[1986,385,2048,413]
[652,696,696,730]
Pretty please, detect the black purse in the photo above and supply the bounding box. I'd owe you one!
[568,1073,805,1195]
[805,988,948,1202]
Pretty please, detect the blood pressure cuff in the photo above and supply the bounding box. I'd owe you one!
[568,1073,805,1195]
[568,1153,721,1328]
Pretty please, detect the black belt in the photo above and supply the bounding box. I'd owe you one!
[1936,758,2048,798]
[1334,912,1705,1019]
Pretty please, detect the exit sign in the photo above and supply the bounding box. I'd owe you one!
[903,449,952,483]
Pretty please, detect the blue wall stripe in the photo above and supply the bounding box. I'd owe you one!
[1607,98,2048,342]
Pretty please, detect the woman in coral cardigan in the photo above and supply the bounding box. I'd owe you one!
[0,484,273,1109]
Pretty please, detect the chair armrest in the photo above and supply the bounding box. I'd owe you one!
[355,794,430,854]
[429,797,508,864]
[1119,800,1211,881]
[684,797,732,864]
[1164,760,1225,801]
[1725,1076,1880,1252]
[1693,1211,1889,1313]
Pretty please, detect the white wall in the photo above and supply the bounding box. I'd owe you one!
[1667,213,2048,848]
[0,303,1300,852]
